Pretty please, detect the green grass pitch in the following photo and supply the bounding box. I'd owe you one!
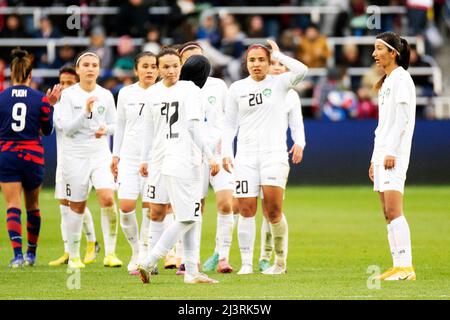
[0,186,449,300]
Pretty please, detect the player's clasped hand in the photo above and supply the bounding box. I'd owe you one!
[209,159,220,177]
[95,125,106,138]
[46,84,62,105]
[384,155,396,170]
[222,157,233,174]
[86,96,98,113]
[289,144,303,164]
[139,163,149,177]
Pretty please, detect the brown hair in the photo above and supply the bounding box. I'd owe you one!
[246,44,270,60]
[10,48,32,84]
[134,51,157,70]
[156,47,180,66]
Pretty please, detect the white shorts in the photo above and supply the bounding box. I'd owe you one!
[234,152,290,198]
[164,174,202,222]
[373,164,407,194]
[117,158,147,201]
[201,162,235,198]
[145,169,169,204]
[62,154,115,202]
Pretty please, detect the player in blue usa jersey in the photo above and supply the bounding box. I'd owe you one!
[0,49,61,268]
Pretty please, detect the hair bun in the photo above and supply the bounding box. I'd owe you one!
[11,48,28,59]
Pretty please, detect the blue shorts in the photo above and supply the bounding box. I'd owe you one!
[0,152,44,191]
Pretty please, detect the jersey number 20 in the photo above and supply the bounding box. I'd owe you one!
[11,103,27,132]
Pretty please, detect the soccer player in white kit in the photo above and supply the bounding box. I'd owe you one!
[258,57,306,272]
[59,52,122,269]
[222,40,308,275]
[111,52,158,274]
[369,32,416,281]
[138,49,219,284]
[178,42,235,274]
[49,66,100,266]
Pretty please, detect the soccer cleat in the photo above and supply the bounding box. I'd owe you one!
[176,263,186,276]
[164,254,177,269]
[127,254,139,273]
[49,252,69,266]
[217,258,233,273]
[138,264,156,284]
[68,258,85,269]
[261,264,286,275]
[258,259,271,272]
[103,253,123,268]
[9,254,25,269]
[237,264,253,275]
[24,252,36,266]
[202,252,219,272]
[375,267,398,280]
[184,273,219,284]
[384,267,416,281]
[83,241,98,264]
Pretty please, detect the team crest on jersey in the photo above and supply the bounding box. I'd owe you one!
[97,105,105,115]
[208,96,216,105]
[263,89,272,97]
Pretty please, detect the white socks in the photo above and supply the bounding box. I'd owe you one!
[139,208,150,260]
[238,216,256,266]
[163,213,176,257]
[67,209,84,259]
[120,210,139,256]
[148,220,165,254]
[83,207,96,243]
[217,213,234,260]
[101,206,118,255]
[144,220,194,268]
[388,215,412,267]
[270,214,288,267]
[260,216,274,262]
[60,205,69,253]
[183,221,200,276]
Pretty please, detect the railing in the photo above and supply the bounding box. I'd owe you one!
[0,5,408,25]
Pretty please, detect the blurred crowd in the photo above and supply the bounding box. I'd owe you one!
[0,0,449,119]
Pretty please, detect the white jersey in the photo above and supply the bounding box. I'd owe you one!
[142,80,203,180]
[53,101,64,183]
[201,77,228,157]
[113,82,148,161]
[284,89,306,149]
[223,51,308,158]
[371,66,416,167]
[59,84,116,158]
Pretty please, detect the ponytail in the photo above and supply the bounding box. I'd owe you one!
[10,48,33,84]
[398,38,410,70]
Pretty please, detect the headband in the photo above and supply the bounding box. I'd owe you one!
[76,52,100,66]
[179,44,202,56]
[376,39,401,57]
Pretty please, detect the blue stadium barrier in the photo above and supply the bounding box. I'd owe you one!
[41,120,450,187]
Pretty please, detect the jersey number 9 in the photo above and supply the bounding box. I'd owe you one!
[11,103,27,132]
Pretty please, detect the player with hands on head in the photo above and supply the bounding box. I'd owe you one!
[222,39,308,275]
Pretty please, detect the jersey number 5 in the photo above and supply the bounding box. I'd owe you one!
[11,103,27,132]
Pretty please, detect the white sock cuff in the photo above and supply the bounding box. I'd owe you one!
[150,220,165,231]
[390,215,407,228]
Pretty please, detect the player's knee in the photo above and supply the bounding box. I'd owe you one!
[385,206,400,222]
[266,208,282,223]
[101,196,115,208]
[150,208,165,221]
[239,204,256,217]
[217,199,232,214]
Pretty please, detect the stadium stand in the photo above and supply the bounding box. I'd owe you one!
[0,1,449,119]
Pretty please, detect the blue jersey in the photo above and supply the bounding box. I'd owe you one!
[0,85,53,165]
